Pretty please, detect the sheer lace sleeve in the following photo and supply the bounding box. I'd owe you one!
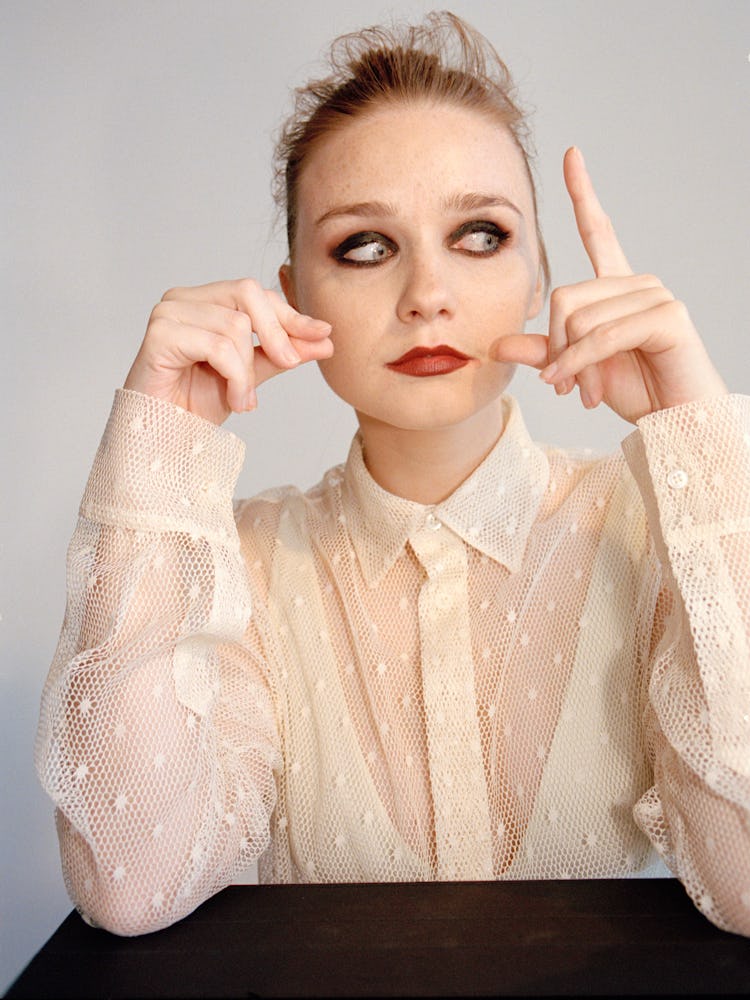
[35,389,281,936]
[622,394,750,935]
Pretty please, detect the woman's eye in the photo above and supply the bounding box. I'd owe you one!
[344,241,392,263]
[452,222,510,256]
[457,230,501,253]
[333,232,396,266]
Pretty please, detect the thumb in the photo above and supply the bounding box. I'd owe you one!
[492,333,550,371]
[253,333,334,387]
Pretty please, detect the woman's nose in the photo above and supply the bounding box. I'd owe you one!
[395,251,457,324]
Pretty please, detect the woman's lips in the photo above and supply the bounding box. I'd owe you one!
[386,345,472,378]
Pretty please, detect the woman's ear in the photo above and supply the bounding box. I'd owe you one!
[526,269,545,321]
[278,264,297,309]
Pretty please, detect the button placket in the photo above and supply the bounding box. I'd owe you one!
[410,523,493,880]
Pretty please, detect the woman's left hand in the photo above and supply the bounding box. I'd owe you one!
[495,147,727,424]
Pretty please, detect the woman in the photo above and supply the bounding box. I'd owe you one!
[35,11,750,937]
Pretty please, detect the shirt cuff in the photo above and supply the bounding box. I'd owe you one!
[79,389,246,548]
[621,394,750,547]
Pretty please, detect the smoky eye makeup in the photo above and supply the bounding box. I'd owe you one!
[449,220,512,255]
[330,219,512,266]
[331,231,398,266]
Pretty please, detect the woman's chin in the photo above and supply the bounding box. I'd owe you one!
[354,391,509,437]
[321,367,514,435]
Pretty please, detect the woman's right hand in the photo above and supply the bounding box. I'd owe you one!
[123,278,334,425]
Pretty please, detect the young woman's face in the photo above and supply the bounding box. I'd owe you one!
[280,101,544,433]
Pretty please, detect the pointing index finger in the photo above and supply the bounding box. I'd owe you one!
[564,147,632,278]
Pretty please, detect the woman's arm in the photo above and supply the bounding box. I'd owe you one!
[498,150,750,933]
[623,394,750,935]
[36,390,279,935]
[36,280,332,935]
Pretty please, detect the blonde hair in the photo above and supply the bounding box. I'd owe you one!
[273,10,549,290]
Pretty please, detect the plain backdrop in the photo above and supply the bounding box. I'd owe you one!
[2,0,748,989]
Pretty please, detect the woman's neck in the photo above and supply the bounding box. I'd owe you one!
[356,397,507,505]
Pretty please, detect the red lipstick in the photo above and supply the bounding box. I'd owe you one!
[386,345,471,378]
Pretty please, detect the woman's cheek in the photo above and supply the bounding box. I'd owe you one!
[316,352,368,409]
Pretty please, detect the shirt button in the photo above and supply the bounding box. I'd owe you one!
[667,469,688,490]
[426,513,442,531]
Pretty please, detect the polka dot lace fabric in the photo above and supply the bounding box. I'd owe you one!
[36,390,750,936]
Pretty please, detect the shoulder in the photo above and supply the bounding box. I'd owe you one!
[234,460,347,548]
[540,439,633,504]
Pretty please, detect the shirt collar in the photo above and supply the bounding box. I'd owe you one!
[341,396,550,587]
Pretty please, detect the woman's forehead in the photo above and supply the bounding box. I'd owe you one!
[296,101,535,221]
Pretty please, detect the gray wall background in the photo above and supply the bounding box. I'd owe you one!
[2,0,748,989]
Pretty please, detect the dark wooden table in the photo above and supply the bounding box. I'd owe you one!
[7,878,750,997]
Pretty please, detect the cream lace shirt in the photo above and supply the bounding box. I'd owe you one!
[36,389,750,937]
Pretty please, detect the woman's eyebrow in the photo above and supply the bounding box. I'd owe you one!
[315,192,521,228]
[315,200,395,227]
[443,191,521,216]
